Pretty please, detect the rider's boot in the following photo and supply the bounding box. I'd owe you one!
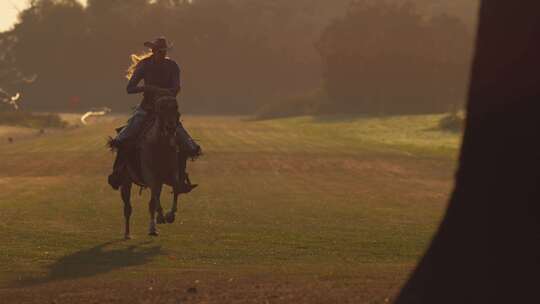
[177,152,198,194]
[107,108,148,190]
[108,148,127,190]
[176,121,202,158]
[174,121,201,194]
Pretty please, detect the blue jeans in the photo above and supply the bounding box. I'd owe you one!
[116,107,199,155]
[177,121,201,156]
[116,107,148,143]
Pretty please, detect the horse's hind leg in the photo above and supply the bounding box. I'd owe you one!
[121,182,133,240]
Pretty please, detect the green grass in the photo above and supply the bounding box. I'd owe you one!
[0,114,461,301]
[0,111,67,129]
[257,114,462,156]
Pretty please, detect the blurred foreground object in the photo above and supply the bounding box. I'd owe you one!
[81,107,111,125]
[396,1,540,303]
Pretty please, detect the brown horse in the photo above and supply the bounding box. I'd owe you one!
[120,96,184,239]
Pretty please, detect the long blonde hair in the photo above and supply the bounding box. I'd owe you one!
[126,51,152,79]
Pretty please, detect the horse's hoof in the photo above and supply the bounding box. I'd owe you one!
[124,234,133,240]
[156,214,166,225]
[148,231,159,237]
[165,212,176,224]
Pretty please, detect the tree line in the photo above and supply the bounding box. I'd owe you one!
[318,1,473,114]
[0,0,474,115]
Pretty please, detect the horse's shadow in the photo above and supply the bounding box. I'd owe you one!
[16,240,162,287]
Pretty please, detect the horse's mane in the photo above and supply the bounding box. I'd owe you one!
[126,51,152,79]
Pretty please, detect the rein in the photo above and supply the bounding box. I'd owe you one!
[153,96,179,146]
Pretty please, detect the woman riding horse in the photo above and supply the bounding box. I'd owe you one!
[108,37,200,192]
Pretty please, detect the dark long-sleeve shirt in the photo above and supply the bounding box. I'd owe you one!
[126,56,181,110]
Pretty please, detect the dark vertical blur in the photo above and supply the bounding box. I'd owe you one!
[396,1,540,303]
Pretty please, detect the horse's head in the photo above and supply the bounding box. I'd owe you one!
[154,96,179,135]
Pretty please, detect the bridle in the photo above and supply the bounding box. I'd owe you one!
[153,96,179,142]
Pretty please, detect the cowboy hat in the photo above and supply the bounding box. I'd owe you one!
[143,37,173,51]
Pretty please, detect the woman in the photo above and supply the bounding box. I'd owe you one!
[108,37,200,192]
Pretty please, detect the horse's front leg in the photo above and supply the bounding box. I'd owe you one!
[148,184,162,236]
[121,181,133,239]
[166,168,182,224]
[166,191,179,224]
[156,188,166,225]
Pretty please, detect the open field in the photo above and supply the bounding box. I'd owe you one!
[0,114,461,303]
[0,126,39,139]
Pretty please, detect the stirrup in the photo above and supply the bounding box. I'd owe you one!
[177,173,198,193]
[177,183,198,194]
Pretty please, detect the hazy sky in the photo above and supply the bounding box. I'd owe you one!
[0,0,87,32]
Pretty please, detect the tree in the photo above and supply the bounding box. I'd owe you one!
[10,0,88,110]
[0,32,20,97]
[396,1,540,302]
[317,1,473,114]
[0,0,352,113]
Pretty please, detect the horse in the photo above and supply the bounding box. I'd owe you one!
[119,96,184,239]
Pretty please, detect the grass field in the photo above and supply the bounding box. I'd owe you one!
[0,114,461,303]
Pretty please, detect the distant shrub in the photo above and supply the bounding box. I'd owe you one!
[0,111,67,129]
[255,90,332,120]
[439,112,464,132]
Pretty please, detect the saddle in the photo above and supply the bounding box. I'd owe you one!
[114,116,157,187]
[110,95,201,191]
[114,116,199,189]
